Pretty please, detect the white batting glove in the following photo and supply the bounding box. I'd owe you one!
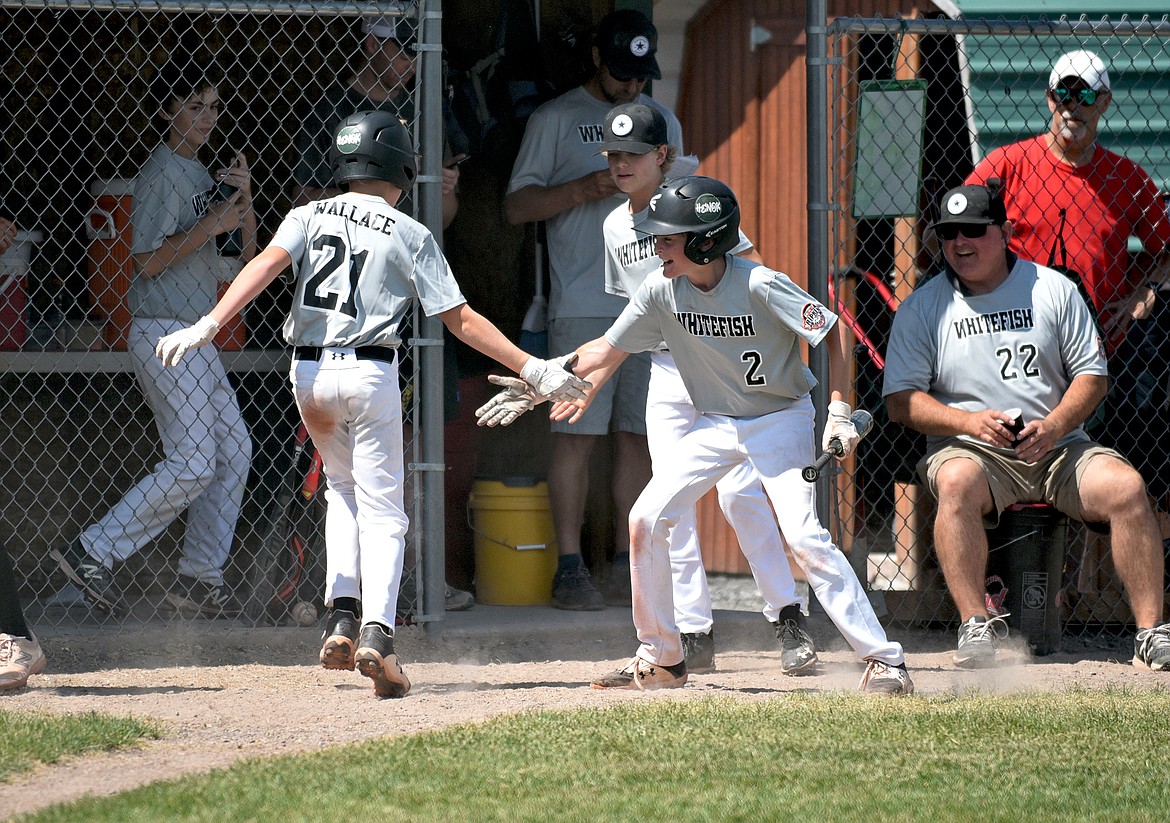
[822,400,860,457]
[519,353,591,403]
[155,315,221,367]
[476,375,540,427]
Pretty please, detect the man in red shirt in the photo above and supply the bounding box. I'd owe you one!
[967,49,1170,351]
[967,48,1170,594]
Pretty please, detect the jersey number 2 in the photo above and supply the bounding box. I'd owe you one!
[303,235,368,318]
[741,350,766,386]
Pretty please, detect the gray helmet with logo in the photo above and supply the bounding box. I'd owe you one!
[329,110,417,193]
[634,176,740,265]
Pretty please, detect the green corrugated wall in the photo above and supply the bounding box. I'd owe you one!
[953,2,1170,207]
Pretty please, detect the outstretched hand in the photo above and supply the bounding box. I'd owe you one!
[476,375,540,427]
[520,353,592,403]
[548,395,591,424]
[155,315,221,367]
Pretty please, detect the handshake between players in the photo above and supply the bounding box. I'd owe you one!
[156,322,591,413]
[473,353,591,427]
[475,347,860,464]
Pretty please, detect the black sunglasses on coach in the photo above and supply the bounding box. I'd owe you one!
[1050,86,1101,106]
[935,223,989,241]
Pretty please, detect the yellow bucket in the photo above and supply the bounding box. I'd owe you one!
[468,478,558,605]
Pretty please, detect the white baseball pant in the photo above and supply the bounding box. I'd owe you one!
[82,317,251,585]
[292,349,406,631]
[629,395,904,667]
[647,352,802,633]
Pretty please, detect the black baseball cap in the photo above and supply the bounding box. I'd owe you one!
[600,103,668,153]
[930,183,1007,228]
[595,9,661,81]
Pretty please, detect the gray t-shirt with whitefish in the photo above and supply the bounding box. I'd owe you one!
[128,145,219,323]
[507,85,683,321]
[271,192,466,349]
[606,255,836,417]
[603,200,752,299]
[882,257,1107,450]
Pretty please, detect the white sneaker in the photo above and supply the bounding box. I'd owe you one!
[0,633,46,691]
[954,614,1010,668]
[859,658,914,696]
[773,605,818,675]
[1134,623,1170,671]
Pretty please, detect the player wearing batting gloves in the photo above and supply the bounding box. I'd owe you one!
[484,109,813,674]
[577,103,815,674]
[884,182,1170,671]
[550,176,911,694]
[156,111,589,698]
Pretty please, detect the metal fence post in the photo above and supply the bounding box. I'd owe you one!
[415,0,446,638]
[806,0,834,533]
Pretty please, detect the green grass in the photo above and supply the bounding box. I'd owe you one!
[16,689,1170,823]
[0,709,162,783]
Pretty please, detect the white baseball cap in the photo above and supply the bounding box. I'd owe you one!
[1048,50,1111,91]
[362,2,415,45]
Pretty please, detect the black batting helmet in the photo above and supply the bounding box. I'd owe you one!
[634,176,740,265]
[329,111,417,194]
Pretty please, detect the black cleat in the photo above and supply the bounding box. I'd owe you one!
[320,608,360,671]
[354,623,411,698]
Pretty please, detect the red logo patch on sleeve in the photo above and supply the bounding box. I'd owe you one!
[801,302,827,331]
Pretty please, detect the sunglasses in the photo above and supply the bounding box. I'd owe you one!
[935,223,990,241]
[1050,86,1101,106]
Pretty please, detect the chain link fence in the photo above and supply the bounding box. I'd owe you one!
[0,0,451,630]
[823,15,1170,636]
[5,4,1169,644]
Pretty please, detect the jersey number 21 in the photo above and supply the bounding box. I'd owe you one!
[303,235,368,318]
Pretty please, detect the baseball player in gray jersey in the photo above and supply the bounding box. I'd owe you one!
[156,111,589,698]
[556,176,912,694]
[505,9,683,611]
[884,182,1170,670]
[598,103,814,674]
[52,60,257,619]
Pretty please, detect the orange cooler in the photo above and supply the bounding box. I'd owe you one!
[86,179,246,351]
[86,178,134,351]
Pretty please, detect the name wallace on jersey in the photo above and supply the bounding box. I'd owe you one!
[314,200,397,237]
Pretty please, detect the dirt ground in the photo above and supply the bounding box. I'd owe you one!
[2,616,1166,819]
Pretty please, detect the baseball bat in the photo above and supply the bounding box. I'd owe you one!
[801,409,875,482]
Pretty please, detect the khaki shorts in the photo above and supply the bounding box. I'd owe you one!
[548,316,650,436]
[917,437,1129,529]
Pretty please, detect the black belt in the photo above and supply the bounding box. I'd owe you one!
[293,345,396,364]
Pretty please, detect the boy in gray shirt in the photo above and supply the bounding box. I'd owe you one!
[550,176,913,694]
[53,59,257,619]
